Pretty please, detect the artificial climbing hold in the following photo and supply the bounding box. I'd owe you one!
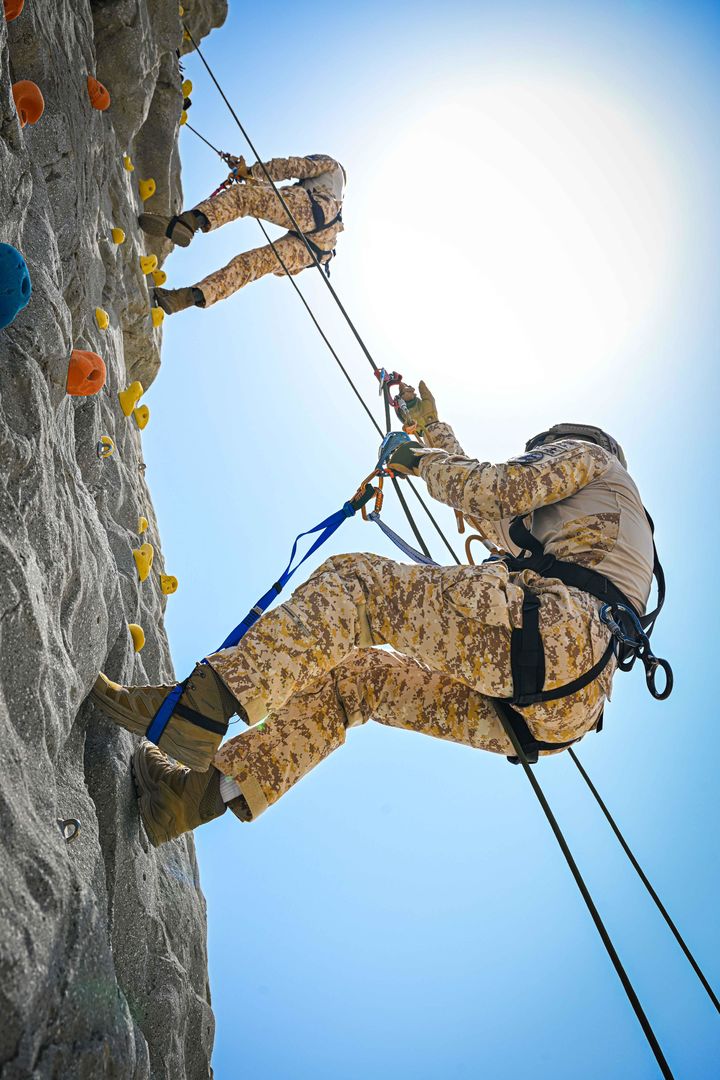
[160,574,178,595]
[139,254,158,275]
[118,380,143,416]
[178,5,184,15]
[138,178,156,202]
[138,515,149,534]
[180,110,188,126]
[66,349,106,396]
[133,404,150,430]
[151,269,167,287]
[133,542,154,582]
[183,30,191,42]
[128,623,146,652]
[4,0,25,21]
[0,243,32,329]
[12,80,44,127]
[151,307,165,328]
[95,307,109,330]
[111,227,126,244]
[87,75,111,112]
[97,435,115,459]
[181,79,193,97]
[123,154,134,172]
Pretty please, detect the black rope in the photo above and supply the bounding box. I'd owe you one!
[498,718,675,1078]
[569,748,720,1014]
[185,122,226,158]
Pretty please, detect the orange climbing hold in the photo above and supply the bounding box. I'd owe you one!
[12,81,44,127]
[133,404,150,430]
[66,349,106,397]
[87,76,111,112]
[4,0,25,21]
[133,543,154,582]
[118,380,144,416]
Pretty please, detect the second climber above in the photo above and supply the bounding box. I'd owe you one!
[139,153,346,314]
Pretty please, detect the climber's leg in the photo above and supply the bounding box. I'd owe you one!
[91,662,239,772]
[213,648,514,820]
[194,182,317,234]
[193,233,312,308]
[132,741,248,848]
[138,210,205,247]
[207,553,525,727]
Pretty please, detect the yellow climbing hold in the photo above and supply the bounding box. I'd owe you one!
[139,254,158,275]
[161,575,178,595]
[138,515,149,534]
[133,404,150,430]
[97,435,115,459]
[183,29,191,42]
[151,307,165,328]
[111,227,126,244]
[152,269,167,287]
[181,79,193,97]
[118,380,144,416]
[128,623,146,652]
[179,5,184,15]
[138,178,156,202]
[180,110,188,126]
[95,307,109,330]
[123,154,134,172]
[133,542,154,582]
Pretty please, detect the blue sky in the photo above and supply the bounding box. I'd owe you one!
[143,1,720,1075]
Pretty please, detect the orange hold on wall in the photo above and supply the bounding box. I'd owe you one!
[11,81,45,127]
[66,349,107,397]
[4,0,25,21]
[87,76,111,112]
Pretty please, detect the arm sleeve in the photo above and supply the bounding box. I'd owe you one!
[423,420,467,456]
[251,155,339,183]
[415,439,613,522]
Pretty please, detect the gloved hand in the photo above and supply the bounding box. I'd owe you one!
[398,380,438,436]
[227,155,251,181]
[387,439,424,477]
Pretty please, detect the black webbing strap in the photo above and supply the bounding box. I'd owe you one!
[496,700,581,765]
[172,700,228,736]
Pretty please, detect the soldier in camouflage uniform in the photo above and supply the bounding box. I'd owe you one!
[138,154,345,314]
[92,383,653,846]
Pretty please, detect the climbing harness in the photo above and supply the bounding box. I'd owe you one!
[493,511,672,764]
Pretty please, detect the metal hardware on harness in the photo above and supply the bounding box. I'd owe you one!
[57,818,80,843]
[599,603,673,700]
[376,430,413,475]
[373,369,418,433]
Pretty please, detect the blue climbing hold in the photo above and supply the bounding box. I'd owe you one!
[0,244,32,329]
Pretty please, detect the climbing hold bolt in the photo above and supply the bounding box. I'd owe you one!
[151,269,167,287]
[4,0,25,21]
[137,515,149,534]
[138,178,156,202]
[181,79,193,97]
[151,307,165,328]
[133,404,150,430]
[66,349,107,396]
[87,75,111,112]
[160,575,178,595]
[139,254,158,275]
[118,380,144,416]
[57,818,81,843]
[0,243,32,329]
[95,307,109,331]
[128,623,145,652]
[12,80,45,127]
[133,542,154,582]
[97,435,115,459]
[180,110,188,126]
[111,227,126,244]
[123,154,134,172]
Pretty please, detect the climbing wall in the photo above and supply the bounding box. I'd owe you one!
[0,1,227,1077]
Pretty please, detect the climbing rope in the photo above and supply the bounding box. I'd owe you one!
[177,39,704,1075]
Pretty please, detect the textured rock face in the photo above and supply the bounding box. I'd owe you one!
[0,1,227,1077]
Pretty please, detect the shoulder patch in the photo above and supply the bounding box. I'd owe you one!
[512,440,581,466]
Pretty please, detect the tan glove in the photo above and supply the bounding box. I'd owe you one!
[398,380,438,436]
[227,155,251,181]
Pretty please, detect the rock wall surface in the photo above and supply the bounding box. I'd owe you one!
[0,1,227,1077]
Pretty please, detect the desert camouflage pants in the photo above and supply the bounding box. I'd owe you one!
[210,553,613,819]
[193,182,342,307]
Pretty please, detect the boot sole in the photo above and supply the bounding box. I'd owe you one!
[91,686,225,772]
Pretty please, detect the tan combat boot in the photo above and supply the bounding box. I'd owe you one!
[133,742,251,847]
[91,663,238,771]
[138,210,201,247]
[153,286,204,315]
